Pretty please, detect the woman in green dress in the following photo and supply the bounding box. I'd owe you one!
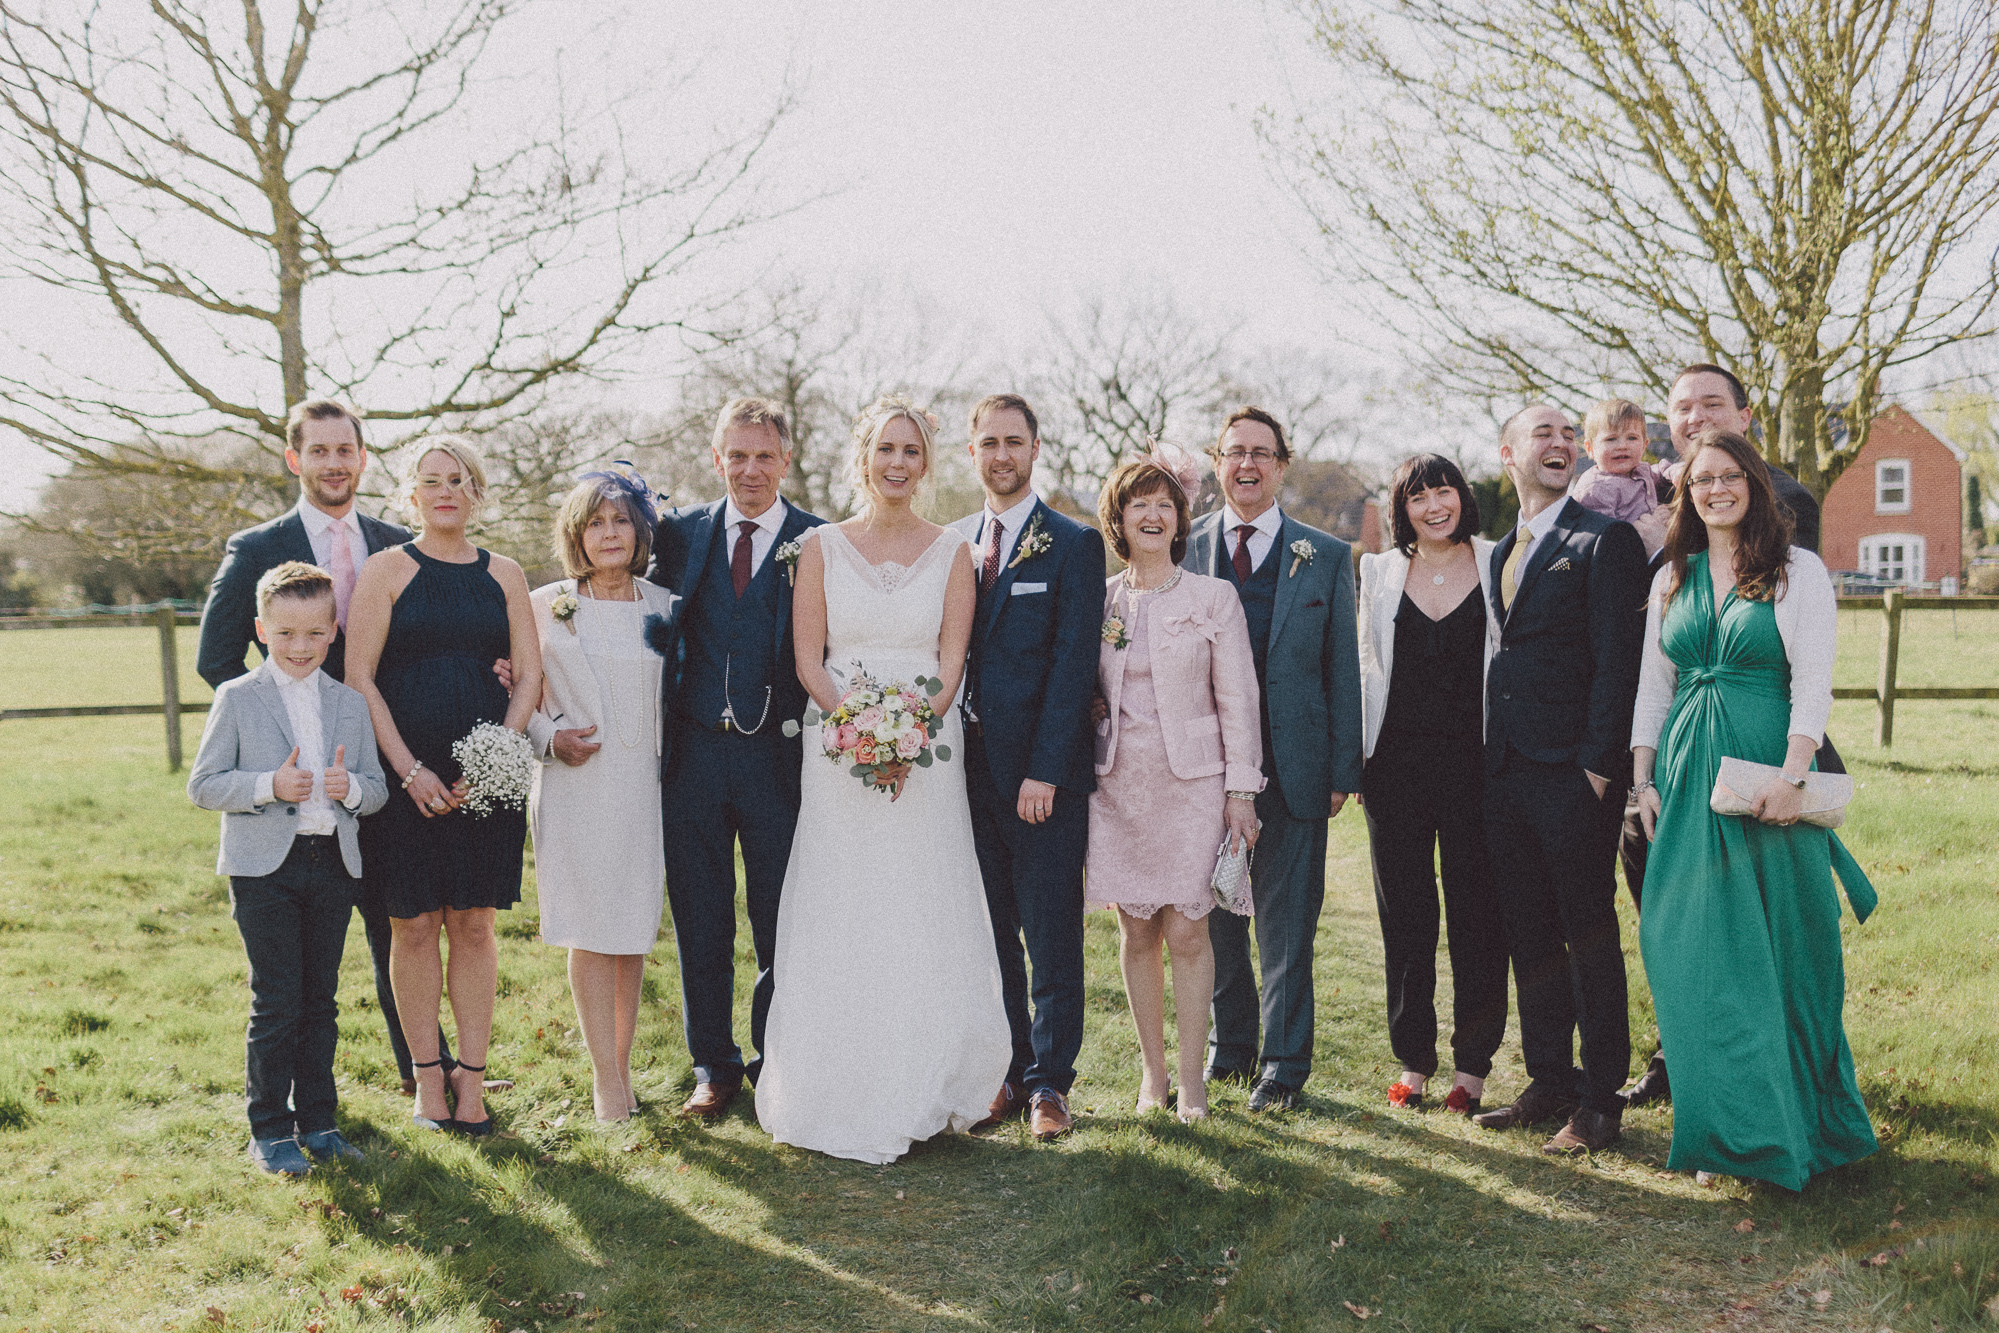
[1630,429,1877,1191]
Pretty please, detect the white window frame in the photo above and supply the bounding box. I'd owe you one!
[1858,533,1925,585]
[1874,458,1912,514]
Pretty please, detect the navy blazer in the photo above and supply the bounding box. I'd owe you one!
[197,507,411,688]
[1483,497,1649,780]
[647,497,825,783]
[951,499,1107,796]
[1184,510,1364,817]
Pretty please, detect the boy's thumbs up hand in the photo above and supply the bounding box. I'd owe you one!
[273,746,312,802]
[324,743,350,804]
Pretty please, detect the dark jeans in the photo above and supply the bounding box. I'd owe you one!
[1206,773,1330,1089]
[965,724,1088,1097]
[1484,754,1630,1112]
[662,723,797,1087]
[229,836,357,1140]
[358,871,451,1080]
[1362,744,1509,1079]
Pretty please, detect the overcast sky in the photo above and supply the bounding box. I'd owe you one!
[0,0,1381,512]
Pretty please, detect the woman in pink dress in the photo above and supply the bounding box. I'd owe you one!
[1087,456,1263,1123]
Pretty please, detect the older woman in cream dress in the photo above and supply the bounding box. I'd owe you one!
[528,468,680,1122]
[1086,456,1262,1123]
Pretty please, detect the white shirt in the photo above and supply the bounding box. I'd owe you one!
[1509,496,1567,574]
[1221,503,1285,572]
[251,661,362,833]
[722,497,789,577]
[976,490,1040,571]
[296,498,365,569]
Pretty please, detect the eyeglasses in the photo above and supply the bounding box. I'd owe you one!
[1687,471,1748,492]
[1219,449,1280,465]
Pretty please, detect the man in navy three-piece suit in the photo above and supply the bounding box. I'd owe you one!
[197,398,455,1096]
[950,393,1106,1142]
[648,397,824,1120]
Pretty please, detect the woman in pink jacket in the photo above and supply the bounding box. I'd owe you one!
[1087,456,1264,1123]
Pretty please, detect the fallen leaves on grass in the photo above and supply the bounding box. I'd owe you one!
[1343,1300,1373,1318]
[1734,1218,1755,1233]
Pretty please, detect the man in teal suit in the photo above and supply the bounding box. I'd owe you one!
[1183,407,1363,1111]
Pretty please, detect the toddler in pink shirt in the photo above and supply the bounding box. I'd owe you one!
[1570,398,1667,524]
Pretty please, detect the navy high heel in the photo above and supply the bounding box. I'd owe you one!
[448,1061,495,1137]
[409,1058,451,1131]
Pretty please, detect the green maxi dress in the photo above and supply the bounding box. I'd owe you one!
[1638,553,1878,1191]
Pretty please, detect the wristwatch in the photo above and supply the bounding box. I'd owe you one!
[1782,772,1808,790]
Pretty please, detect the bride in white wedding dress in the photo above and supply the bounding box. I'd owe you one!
[756,396,1010,1164]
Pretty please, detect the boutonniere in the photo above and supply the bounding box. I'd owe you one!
[1101,614,1130,650]
[1008,511,1051,568]
[550,588,581,634]
[1288,538,1317,578]
[775,538,804,585]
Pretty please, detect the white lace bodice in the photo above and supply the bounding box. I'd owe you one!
[814,525,968,682]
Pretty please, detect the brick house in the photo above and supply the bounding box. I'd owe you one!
[1821,404,1965,585]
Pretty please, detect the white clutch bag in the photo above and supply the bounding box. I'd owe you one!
[1211,830,1257,916]
[1709,757,1853,829]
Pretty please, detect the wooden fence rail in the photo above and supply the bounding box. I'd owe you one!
[1832,593,1999,746]
[4,595,1995,767]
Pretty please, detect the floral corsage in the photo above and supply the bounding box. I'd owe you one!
[1101,614,1130,649]
[775,538,804,585]
[1009,511,1051,568]
[1287,538,1317,578]
[550,588,581,634]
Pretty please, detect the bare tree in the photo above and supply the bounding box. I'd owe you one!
[1033,290,1242,499]
[1272,0,1999,494]
[0,1,789,514]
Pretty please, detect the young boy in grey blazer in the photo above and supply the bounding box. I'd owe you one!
[188,562,389,1175]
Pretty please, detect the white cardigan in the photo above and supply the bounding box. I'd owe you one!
[1630,547,1837,752]
[1357,538,1500,759]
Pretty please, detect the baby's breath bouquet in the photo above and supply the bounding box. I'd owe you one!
[450,722,536,816]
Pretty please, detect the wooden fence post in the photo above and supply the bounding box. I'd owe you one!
[156,604,183,771]
[1876,587,1904,747]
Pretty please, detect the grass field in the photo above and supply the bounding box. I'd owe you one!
[0,622,1996,1331]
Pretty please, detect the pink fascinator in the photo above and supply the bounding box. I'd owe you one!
[1140,437,1206,501]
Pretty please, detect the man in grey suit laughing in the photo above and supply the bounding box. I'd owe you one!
[1183,406,1363,1112]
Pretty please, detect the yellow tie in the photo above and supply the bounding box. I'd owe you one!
[1500,530,1529,610]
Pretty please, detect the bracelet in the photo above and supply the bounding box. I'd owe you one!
[400,760,425,790]
[1631,779,1656,795]
[1226,790,1259,802]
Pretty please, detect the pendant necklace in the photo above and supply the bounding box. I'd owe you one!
[1414,544,1451,586]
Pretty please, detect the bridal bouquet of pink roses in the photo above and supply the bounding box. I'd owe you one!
[790,661,952,801]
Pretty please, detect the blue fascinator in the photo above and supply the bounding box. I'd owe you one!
[578,460,663,529]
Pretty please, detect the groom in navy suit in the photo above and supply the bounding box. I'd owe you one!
[648,397,824,1119]
[952,394,1106,1141]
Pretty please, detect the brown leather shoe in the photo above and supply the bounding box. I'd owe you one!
[1028,1089,1073,1141]
[973,1080,1023,1131]
[1543,1107,1623,1154]
[680,1079,742,1119]
[400,1078,417,1098]
[1471,1080,1578,1131]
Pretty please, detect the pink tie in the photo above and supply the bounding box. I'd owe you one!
[329,520,356,629]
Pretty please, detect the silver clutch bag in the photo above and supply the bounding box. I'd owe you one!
[1708,756,1852,829]
[1211,829,1257,916]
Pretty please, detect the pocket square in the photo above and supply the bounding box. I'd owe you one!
[1547,557,1575,572]
[1012,582,1048,594]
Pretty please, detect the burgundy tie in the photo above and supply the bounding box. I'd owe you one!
[1232,524,1256,582]
[981,517,1005,594]
[731,520,756,598]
